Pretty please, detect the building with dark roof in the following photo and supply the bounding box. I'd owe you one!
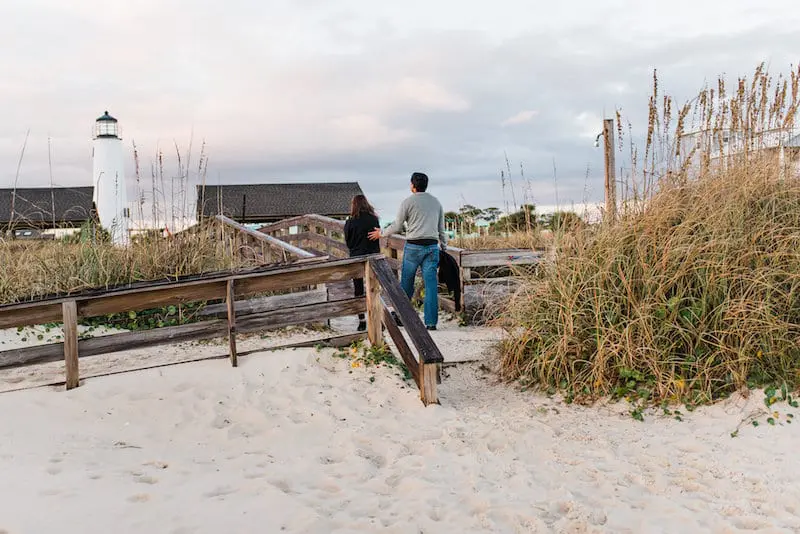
[0,187,94,230]
[196,183,364,223]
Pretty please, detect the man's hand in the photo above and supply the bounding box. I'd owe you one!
[367,228,381,241]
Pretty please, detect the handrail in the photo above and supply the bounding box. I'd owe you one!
[215,215,315,258]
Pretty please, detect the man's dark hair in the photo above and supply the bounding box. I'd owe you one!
[411,172,429,192]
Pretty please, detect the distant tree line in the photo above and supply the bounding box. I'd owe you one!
[444,204,583,235]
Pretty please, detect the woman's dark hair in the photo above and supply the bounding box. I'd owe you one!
[350,194,377,218]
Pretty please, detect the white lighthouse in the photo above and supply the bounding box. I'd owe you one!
[92,111,129,245]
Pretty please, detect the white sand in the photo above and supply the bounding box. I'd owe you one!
[0,319,798,533]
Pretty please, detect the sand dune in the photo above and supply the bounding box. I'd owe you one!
[0,321,798,533]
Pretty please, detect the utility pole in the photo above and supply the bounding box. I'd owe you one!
[603,118,617,224]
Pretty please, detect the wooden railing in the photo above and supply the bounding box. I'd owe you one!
[258,214,543,314]
[215,214,317,263]
[0,255,442,405]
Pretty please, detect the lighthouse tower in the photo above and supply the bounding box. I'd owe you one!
[92,111,129,245]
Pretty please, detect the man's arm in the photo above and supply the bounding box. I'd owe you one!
[383,200,408,237]
[438,206,447,249]
[369,200,407,240]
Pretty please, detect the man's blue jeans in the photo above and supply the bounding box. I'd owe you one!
[401,243,440,327]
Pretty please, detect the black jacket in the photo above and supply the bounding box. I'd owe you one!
[344,213,381,257]
[438,250,461,311]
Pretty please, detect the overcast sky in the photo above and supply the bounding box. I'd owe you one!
[1,0,798,220]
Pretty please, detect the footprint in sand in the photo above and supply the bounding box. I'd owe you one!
[134,475,159,485]
[268,479,293,494]
[128,493,151,503]
[204,486,235,499]
[46,466,62,475]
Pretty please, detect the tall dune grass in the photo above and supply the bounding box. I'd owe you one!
[0,220,257,304]
[498,64,800,405]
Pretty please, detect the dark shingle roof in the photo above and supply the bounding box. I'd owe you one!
[196,183,363,222]
[0,187,94,227]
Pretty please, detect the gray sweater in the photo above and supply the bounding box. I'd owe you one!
[384,192,447,246]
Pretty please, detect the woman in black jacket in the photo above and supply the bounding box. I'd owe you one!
[344,195,381,331]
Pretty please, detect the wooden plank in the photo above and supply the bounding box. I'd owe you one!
[464,277,519,286]
[280,232,349,254]
[257,214,346,235]
[237,297,365,334]
[197,288,328,319]
[381,302,420,386]
[0,320,229,370]
[226,279,238,367]
[79,281,227,318]
[273,332,367,350]
[420,363,440,405]
[216,214,316,258]
[235,261,365,298]
[365,261,383,348]
[438,295,457,314]
[0,257,369,333]
[459,250,543,268]
[369,257,444,364]
[0,298,365,371]
[0,302,62,329]
[62,300,79,390]
[460,267,470,312]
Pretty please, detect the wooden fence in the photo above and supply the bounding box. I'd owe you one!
[0,255,443,405]
[258,213,543,315]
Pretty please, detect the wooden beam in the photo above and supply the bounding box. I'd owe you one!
[216,214,316,258]
[603,117,617,224]
[0,257,371,342]
[280,232,349,255]
[197,288,328,319]
[420,362,440,405]
[237,297,365,334]
[79,281,228,318]
[365,261,383,348]
[459,250,543,268]
[0,298,366,371]
[273,332,367,350]
[226,279,238,367]
[381,302,420,386]
[369,257,444,364]
[235,261,365,298]
[0,302,62,329]
[0,319,229,369]
[460,267,471,312]
[62,300,79,390]
[438,295,457,314]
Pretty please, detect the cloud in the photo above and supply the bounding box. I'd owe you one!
[0,0,798,219]
[502,110,539,126]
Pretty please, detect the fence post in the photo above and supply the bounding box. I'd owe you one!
[62,300,79,390]
[420,362,440,405]
[226,279,238,367]
[365,262,383,347]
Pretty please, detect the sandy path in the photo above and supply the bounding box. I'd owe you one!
[0,342,797,534]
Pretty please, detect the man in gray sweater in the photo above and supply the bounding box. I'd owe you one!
[368,172,447,330]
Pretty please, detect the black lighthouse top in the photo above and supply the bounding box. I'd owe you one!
[95,111,119,138]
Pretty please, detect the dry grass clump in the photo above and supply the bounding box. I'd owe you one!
[499,64,800,405]
[0,220,258,304]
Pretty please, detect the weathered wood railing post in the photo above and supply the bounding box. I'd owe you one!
[226,279,238,367]
[365,261,383,347]
[62,300,79,390]
[369,256,442,405]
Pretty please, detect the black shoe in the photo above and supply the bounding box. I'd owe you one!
[357,321,367,332]
[426,325,437,331]
[391,311,403,327]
